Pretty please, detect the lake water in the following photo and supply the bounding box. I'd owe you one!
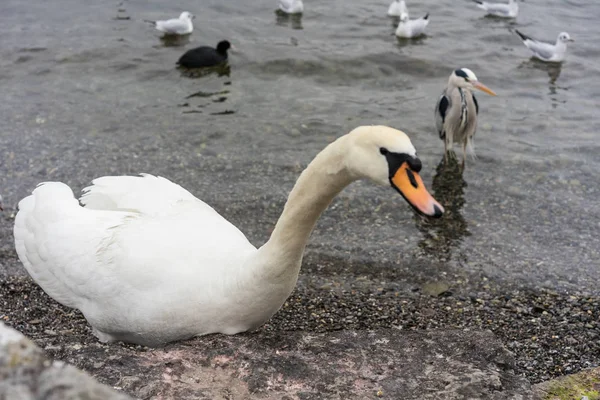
[1,0,599,296]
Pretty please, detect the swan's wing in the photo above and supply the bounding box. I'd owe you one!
[80,174,200,216]
[14,182,136,308]
[14,181,256,314]
[516,30,555,60]
[155,18,188,34]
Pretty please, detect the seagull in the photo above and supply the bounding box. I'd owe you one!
[473,0,518,18]
[279,0,303,14]
[145,12,195,36]
[434,68,497,168]
[515,30,574,62]
[395,2,429,38]
[388,0,404,17]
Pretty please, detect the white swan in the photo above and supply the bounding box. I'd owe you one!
[14,126,443,346]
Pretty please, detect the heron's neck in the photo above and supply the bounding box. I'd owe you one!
[250,139,353,282]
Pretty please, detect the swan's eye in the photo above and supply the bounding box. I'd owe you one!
[380,147,389,155]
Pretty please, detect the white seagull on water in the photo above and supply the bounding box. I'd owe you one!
[516,30,574,62]
[394,1,429,39]
[473,0,518,18]
[145,12,195,36]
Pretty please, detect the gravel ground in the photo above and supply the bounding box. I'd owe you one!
[1,252,598,385]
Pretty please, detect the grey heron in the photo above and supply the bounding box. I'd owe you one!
[434,68,497,168]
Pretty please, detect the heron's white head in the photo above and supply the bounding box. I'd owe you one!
[343,126,444,218]
[450,68,497,96]
[179,11,195,21]
[557,32,574,43]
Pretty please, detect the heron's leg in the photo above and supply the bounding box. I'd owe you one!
[444,139,449,163]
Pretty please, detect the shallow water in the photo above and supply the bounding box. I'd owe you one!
[1,0,599,295]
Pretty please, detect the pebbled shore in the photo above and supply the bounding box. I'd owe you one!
[1,252,598,386]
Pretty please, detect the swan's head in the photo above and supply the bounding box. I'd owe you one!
[449,68,497,96]
[179,11,195,21]
[557,32,574,43]
[345,126,444,218]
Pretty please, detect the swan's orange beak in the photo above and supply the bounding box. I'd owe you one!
[391,162,444,218]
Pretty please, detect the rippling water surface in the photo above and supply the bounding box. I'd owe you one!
[1,0,599,293]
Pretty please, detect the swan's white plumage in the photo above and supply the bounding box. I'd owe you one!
[15,176,258,345]
[14,126,442,346]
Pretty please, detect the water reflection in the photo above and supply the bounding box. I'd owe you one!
[178,63,231,79]
[395,35,428,47]
[518,59,563,84]
[275,10,303,30]
[414,155,470,261]
[160,34,191,48]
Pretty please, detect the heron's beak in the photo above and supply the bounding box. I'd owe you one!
[472,81,497,96]
[391,162,444,218]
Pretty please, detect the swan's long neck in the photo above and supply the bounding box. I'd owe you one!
[249,138,353,283]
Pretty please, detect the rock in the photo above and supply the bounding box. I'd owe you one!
[532,367,600,400]
[422,281,451,297]
[42,328,533,400]
[0,322,131,400]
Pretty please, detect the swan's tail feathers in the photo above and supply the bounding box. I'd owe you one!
[14,182,134,310]
[81,174,198,214]
[14,182,84,308]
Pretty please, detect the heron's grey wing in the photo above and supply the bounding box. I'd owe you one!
[435,92,450,139]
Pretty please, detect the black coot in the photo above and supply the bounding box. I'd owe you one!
[177,40,231,68]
